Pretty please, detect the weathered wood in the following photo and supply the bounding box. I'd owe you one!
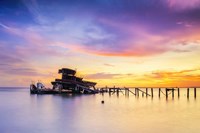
[137,89,151,96]
[194,88,196,98]
[158,88,161,97]
[178,88,180,97]
[166,88,168,98]
[103,87,199,99]
[109,88,111,93]
[187,88,189,98]
[172,88,174,98]
[117,88,119,94]
[135,88,137,96]
[146,88,148,97]
[151,88,153,97]
[124,88,130,96]
[128,89,136,95]
[127,88,129,96]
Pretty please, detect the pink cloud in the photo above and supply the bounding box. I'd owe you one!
[85,16,200,56]
[0,23,65,57]
[167,0,200,10]
[1,20,200,58]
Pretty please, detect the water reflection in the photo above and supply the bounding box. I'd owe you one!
[0,88,200,133]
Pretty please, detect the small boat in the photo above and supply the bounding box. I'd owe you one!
[30,82,59,94]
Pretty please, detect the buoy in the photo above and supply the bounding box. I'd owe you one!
[101,100,104,104]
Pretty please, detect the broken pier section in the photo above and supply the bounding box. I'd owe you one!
[99,87,198,99]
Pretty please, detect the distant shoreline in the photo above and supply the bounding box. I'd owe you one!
[0,87,28,89]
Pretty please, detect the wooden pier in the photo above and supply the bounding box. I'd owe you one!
[98,87,199,99]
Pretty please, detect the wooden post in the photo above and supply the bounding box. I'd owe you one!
[146,88,148,97]
[151,88,153,97]
[158,88,161,97]
[127,88,129,96]
[142,92,144,97]
[178,88,180,97]
[194,88,196,98]
[116,88,119,97]
[166,88,168,99]
[135,88,137,96]
[187,88,189,98]
[172,88,174,98]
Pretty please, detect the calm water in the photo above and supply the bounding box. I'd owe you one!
[0,88,200,133]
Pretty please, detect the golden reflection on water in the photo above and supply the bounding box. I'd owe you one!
[0,88,200,133]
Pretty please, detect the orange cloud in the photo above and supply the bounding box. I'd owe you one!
[143,68,200,87]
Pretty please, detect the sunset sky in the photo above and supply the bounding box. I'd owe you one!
[0,0,200,87]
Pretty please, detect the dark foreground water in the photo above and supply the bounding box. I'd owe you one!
[0,88,200,133]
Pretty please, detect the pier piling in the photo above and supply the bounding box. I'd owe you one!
[146,88,148,97]
[166,88,168,99]
[103,87,199,99]
[178,88,180,98]
[151,88,153,97]
[172,88,174,98]
[194,88,196,98]
[187,88,190,98]
[127,88,129,96]
[158,88,161,97]
[135,88,138,97]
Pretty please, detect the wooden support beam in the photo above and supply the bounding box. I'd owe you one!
[109,88,111,93]
[124,88,129,96]
[178,88,180,97]
[128,89,136,96]
[172,88,174,98]
[151,88,153,97]
[146,88,148,97]
[137,88,151,96]
[187,88,189,98]
[127,88,129,96]
[166,88,168,99]
[135,88,137,97]
[158,88,161,97]
[194,88,196,98]
[116,88,119,94]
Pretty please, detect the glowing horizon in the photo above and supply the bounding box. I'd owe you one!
[0,0,200,87]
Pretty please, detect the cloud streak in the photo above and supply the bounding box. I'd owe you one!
[1,0,200,86]
[2,0,200,57]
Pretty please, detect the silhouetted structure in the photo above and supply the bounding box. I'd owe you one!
[51,68,97,94]
[30,68,97,94]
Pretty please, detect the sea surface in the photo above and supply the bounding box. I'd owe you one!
[0,87,200,133]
